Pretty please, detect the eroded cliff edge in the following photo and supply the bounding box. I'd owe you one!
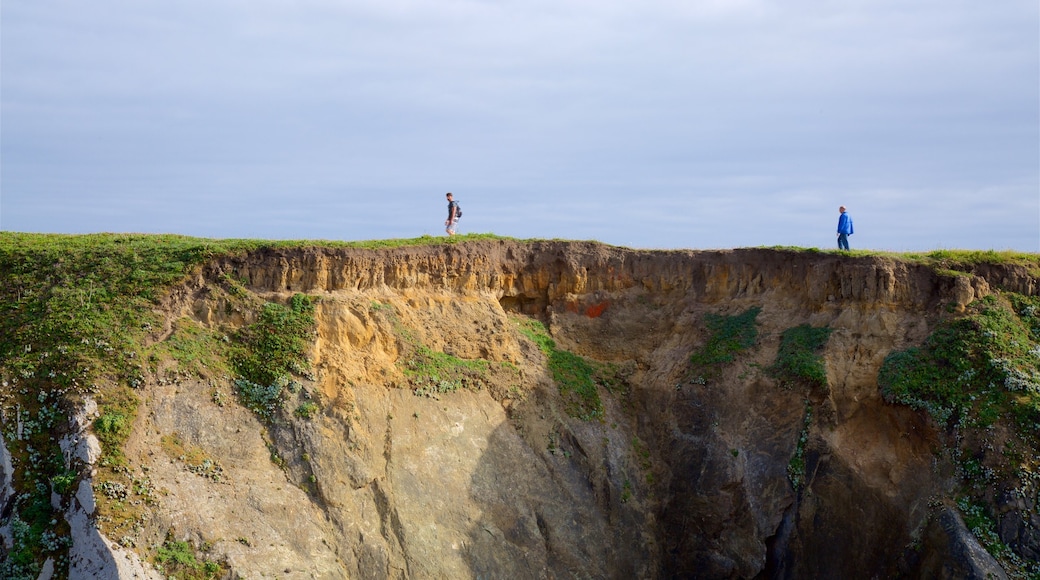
[4,239,1039,578]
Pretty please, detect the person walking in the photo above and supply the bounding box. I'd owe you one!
[445,192,461,236]
[836,206,854,250]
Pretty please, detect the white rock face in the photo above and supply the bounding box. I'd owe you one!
[74,479,95,516]
[0,431,15,516]
[60,398,163,580]
[66,501,163,580]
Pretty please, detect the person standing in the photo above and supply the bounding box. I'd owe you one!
[837,206,854,250]
[445,192,461,236]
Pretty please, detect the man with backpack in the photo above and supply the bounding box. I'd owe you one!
[445,192,462,236]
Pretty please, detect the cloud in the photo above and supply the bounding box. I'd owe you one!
[2,0,1036,250]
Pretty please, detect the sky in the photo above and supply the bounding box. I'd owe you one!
[2,0,1038,251]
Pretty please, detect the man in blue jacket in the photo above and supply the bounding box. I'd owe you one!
[837,206,854,250]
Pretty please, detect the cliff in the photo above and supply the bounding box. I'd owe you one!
[1,237,1038,579]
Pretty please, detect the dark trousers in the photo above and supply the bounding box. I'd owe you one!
[838,233,850,250]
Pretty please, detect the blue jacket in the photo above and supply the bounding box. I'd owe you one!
[837,213,854,235]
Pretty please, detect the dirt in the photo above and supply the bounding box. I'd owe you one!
[65,240,1031,578]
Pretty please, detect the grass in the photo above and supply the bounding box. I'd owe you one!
[788,402,813,490]
[230,293,316,422]
[878,293,1040,576]
[369,301,519,399]
[769,324,832,390]
[513,316,619,421]
[232,293,315,388]
[93,392,139,467]
[765,245,1040,278]
[403,345,491,394]
[878,294,1040,431]
[689,307,761,376]
[294,401,320,419]
[153,318,232,377]
[154,536,223,580]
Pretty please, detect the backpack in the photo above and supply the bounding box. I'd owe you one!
[453,201,462,218]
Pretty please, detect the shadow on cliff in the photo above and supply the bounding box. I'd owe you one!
[454,365,993,579]
[460,410,657,579]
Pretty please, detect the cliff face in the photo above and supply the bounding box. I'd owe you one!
[49,241,1038,578]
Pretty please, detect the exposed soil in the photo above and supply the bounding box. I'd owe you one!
[69,240,1036,578]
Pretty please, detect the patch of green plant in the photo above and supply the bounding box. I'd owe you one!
[788,401,812,490]
[690,307,761,369]
[369,300,496,397]
[93,388,140,467]
[50,468,78,496]
[1009,294,1040,343]
[0,487,70,580]
[219,272,249,298]
[878,295,1040,431]
[369,300,396,313]
[294,400,320,420]
[514,316,556,353]
[770,324,832,389]
[154,536,223,580]
[403,346,489,388]
[232,293,315,387]
[880,294,1040,570]
[961,517,1040,580]
[154,318,232,377]
[512,316,611,421]
[230,293,315,421]
[549,349,602,420]
[955,497,1012,562]
[234,377,290,422]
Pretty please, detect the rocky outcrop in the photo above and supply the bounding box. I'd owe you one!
[84,241,1035,578]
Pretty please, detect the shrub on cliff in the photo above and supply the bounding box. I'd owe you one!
[770,324,832,390]
[878,293,1040,576]
[687,307,761,382]
[878,295,1040,431]
[231,294,316,421]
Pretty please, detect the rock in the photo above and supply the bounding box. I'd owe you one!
[56,242,1039,578]
[912,506,1010,580]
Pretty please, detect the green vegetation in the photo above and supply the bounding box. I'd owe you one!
[878,295,1040,430]
[513,316,621,421]
[0,232,1035,576]
[231,293,316,422]
[879,294,1040,576]
[369,302,517,398]
[294,401,320,420]
[769,324,832,390]
[155,318,232,377]
[690,307,761,367]
[687,307,761,383]
[903,249,1040,273]
[87,382,142,474]
[788,402,813,490]
[766,246,1040,273]
[953,496,1038,576]
[403,345,490,396]
[154,536,223,580]
[233,294,315,388]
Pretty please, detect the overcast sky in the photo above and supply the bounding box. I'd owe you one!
[2,1,1037,251]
